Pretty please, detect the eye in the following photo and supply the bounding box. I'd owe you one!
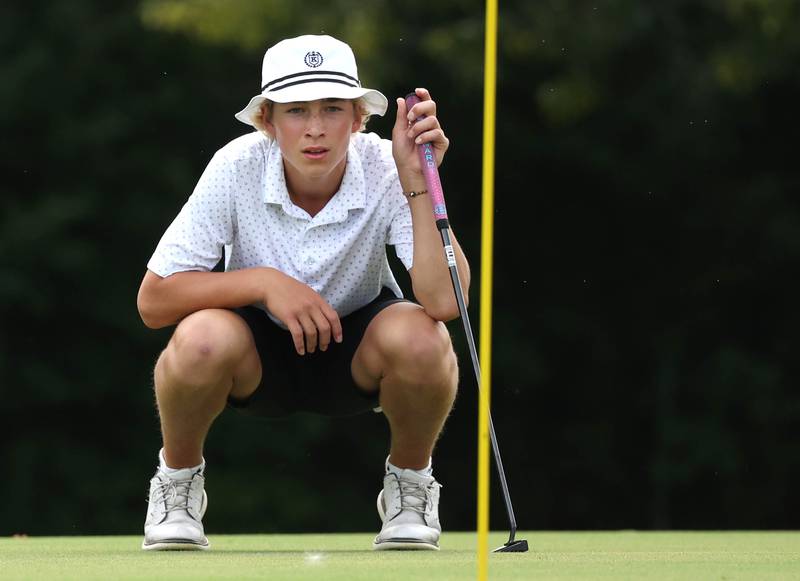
[286,106,304,114]
[325,105,344,112]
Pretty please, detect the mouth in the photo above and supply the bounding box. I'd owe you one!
[302,146,329,159]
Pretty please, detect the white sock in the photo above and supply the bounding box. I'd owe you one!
[387,457,433,477]
[158,448,205,478]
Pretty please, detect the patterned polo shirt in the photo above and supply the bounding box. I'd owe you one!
[146,131,413,325]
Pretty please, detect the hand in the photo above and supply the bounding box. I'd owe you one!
[392,88,449,182]
[260,269,342,355]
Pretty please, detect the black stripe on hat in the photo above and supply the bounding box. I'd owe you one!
[262,69,360,92]
[268,77,361,93]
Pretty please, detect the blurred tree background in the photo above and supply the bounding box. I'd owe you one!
[2,0,798,535]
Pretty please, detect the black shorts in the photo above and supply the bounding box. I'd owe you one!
[228,288,409,417]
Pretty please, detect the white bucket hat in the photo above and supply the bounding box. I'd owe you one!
[234,35,389,127]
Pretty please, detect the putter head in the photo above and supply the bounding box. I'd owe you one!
[493,539,529,553]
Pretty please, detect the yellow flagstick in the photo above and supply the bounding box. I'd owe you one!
[478,0,498,579]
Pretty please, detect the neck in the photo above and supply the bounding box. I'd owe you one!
[284,157,347,217]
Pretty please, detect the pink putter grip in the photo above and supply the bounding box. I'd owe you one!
[405,94,449,223]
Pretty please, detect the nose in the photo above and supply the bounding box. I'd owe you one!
[305,110,325,137]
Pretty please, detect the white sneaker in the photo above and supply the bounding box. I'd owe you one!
[142,467,209,551]
[373,465,442,551]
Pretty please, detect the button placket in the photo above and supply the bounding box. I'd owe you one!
[299,225,316,280]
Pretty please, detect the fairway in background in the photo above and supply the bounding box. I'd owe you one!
[1,532,799,580]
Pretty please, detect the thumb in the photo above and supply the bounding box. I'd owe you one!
[392,97,408,136]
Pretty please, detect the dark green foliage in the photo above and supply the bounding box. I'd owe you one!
[1,0,798,534]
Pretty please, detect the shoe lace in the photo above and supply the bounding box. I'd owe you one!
[398,479,442,515]
[151,476,195,513]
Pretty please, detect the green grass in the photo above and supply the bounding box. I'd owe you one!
[1,531,798,580]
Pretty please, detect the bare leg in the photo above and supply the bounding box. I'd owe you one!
[154,309,262,468]
[352,303,458,469]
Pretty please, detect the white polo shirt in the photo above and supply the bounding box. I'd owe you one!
[147,131,414,325]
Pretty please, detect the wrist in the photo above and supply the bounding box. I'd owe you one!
[402,188,428,199]
[398,173,427,195]
[253,267,279,303]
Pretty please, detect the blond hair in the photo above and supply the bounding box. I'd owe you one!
[251,98,371,136]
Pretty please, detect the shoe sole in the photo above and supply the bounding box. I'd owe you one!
[373,539,440,551]
[141,540,210,551]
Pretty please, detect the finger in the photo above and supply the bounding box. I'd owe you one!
[286,320,306,356]
[298,312,318,353]
[413,128,449,148]
[414,87,432,101]
[408,98,436,122]
[309,309,332,351]
[321,303,343,343]
[406,116,440,139]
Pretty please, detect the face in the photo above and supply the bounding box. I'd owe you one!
[265,98,361,192]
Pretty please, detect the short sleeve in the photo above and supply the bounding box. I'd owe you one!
[388,199,414,270]
[147,152,235,277]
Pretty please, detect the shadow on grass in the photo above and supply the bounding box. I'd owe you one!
[152,549,474,555]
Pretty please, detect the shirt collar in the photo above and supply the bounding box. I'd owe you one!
[263,139,295,214]
[263,138,367,225]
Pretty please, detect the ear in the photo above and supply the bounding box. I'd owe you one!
[263,116,276,139]
[260,104,276,138]
[350,101,362,133]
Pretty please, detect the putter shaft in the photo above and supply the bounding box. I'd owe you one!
[439,228,521,549]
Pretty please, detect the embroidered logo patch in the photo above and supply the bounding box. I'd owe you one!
[304,51,323,68]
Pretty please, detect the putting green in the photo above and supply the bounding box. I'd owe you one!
[1,531,798,580]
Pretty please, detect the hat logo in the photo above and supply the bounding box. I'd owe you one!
[304,51,323,68]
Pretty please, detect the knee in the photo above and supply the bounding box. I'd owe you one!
[160,309,250,378]
[383,309,457,383]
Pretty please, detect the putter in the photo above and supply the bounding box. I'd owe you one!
[406,93,528,553]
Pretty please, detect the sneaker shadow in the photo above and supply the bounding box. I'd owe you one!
[212,550,373,554]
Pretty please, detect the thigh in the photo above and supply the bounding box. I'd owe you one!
[220,310,263,401]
